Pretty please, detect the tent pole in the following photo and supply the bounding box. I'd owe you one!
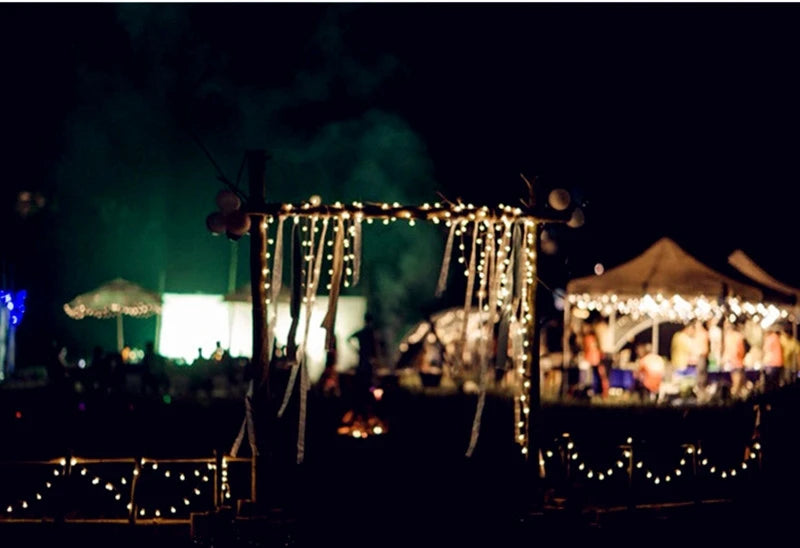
[154,270,166,353]
[116,313,124,352]
[526,222,543,511]
[652,318,659,356]
[562,300,571,398]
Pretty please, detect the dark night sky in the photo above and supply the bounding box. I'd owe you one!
[2,3,800,361]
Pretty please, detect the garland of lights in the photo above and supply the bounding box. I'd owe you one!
[1,456,248,520]
[206,179,579,462]
[568,293,794,328]
[227,205,551,461]
[1,439,761,519]
[541,434,762,486]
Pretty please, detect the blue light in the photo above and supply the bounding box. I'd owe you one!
[0,290,26,326]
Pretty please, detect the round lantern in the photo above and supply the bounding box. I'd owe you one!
[567,207,585,228]
[216,189,242,214]
[206,212,227,235]
[226,209,251,236]
[548,189,571,211]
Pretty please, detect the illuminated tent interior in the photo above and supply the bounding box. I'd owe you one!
[157,290,366,382]
[395,307,491,376]
[564,238,795,365]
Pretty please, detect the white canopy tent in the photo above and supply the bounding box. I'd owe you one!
[563,238,785,366]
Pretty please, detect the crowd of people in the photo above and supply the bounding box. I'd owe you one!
[564,313,800,404]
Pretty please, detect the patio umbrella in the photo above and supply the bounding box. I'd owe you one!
[63,278,162,351]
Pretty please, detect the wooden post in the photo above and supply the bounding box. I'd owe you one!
[129,458,141,525]
[248,150,269,392]
[212,451,220,509]
[247,150,269,505]
[562,300,571,398]
[526,222,543,510]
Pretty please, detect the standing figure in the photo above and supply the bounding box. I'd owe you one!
[723,320,747,399]
[582,324,607,399]
[762,326,784,392]
[347,314,381,426]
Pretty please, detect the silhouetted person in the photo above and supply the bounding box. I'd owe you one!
[46,340,68,388]
[141,341,166,397]
[348,313,380,422]
[320,336,340,397]
[192,347,206,368]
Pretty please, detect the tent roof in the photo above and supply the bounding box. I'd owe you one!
[567,238,762,301]
[728,250,800,301]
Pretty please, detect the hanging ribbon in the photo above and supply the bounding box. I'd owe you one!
[279,217,324,419]
[276,222,304,418]
[495,221,513,370]
[266,216,285,364]
[321,215,345,351]
[352,216,362,286]
[230,380,257,457]
[285,221,303,362]
[435,221,457,297]
[459,221,479,369]
[466,220,493,457]
[295,218,328,461]
[511,221,524,319]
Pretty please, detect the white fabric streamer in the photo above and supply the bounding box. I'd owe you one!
[322,216,345,350]
[435,221,457,297]
[352,216,362,286]
[459,221,479,369]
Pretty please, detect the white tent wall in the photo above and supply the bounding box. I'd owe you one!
[159,293,366,382]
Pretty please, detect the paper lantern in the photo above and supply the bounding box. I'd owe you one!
[216,189,241,214]
[226,209,251,236]
[206,212,226,235]
[548,189,571,211]
[567,207,585,228]
[541,238,558,255]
